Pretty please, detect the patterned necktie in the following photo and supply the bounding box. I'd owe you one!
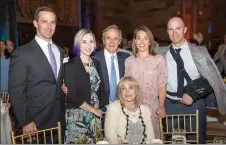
[47,43,57,79]
[110,55,117,101]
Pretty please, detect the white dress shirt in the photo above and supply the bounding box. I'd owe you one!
[35,36,61,77]
[166,40,201,100]
[104,49,120,85]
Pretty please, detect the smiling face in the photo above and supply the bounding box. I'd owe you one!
[33,11,56,42]
[6,40,14,52]
[79,33,95,57]
[121,80,137,103]
[0,41,6,53]
[135,30,150,53]
[167,17,187,47]
[103,28,121,54]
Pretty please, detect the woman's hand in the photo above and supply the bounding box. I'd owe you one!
[156,107,166,118]
[61,80,68,95]
[93,109,104,118]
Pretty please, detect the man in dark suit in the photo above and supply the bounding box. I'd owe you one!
[93,25,130,103]
[8,6,65,143]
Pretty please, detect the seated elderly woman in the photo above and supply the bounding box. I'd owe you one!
[104,76,155,144]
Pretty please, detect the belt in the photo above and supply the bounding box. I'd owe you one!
[167,98,182,104]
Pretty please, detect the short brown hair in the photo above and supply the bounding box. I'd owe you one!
[34,6,56,21]
[132,25,156,56]
[117,76,142,108]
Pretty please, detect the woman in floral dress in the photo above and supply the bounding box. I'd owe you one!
[64,29,108,144]
[124,26,168,138]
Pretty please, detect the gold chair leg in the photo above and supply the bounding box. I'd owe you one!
[11,131,16,144]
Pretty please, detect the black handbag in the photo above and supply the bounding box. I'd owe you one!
[184,70,213,101]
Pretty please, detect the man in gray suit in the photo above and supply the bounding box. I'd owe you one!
[156,17,226,143]
[214,34,226,77]
[9,6,65,143]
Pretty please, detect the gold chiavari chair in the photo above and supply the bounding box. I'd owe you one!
[0,90,9,104]
[94,116,104,143]
[10,122,62,144]
[159,110,199,144]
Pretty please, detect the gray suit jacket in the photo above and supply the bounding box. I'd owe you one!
[155,42,226,115]
[214,44,226,73]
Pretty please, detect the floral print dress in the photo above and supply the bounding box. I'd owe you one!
[64,63,101,144]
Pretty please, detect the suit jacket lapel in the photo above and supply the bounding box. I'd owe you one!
[99,50,110,93]
[188,42,200,61]
[117,53,124,78]
[53,42,63,81]
[30,39,56,81]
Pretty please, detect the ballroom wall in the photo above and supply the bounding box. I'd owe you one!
[16,0,80,47]
[14,0,226,46]
[93,0,226,42]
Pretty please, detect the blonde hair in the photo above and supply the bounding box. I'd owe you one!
[132,25,156,56]
[102,24,122,41]
[117,76,142,108]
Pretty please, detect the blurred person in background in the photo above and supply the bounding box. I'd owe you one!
[0,40,10,91]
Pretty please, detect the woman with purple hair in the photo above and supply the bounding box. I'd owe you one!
[63,28,108,144]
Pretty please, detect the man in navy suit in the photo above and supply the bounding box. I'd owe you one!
[93,25,130,103]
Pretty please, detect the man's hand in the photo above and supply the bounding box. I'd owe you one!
[61,80,68,95]
[181,93,193,105]
[22,122,37,134]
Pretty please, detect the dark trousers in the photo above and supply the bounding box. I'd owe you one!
[165,98,206,144]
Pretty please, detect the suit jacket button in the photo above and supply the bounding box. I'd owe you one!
[56,98,59,100]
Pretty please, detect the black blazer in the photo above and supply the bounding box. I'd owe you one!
[64,56,108,109]
[8,39,65,129]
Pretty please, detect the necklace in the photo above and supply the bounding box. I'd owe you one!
[126,107,138,112]
[83,62,90,67]
[121,104,147,144]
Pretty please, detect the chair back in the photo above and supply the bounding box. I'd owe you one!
[159,110,199,144]
[10,122,62,144]
[94,116,104,143]
[0,90,9,104]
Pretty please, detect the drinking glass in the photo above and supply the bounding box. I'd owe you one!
[213,137,225,144]
[172,128,186,144]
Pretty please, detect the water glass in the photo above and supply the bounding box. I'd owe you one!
[172,128,186,144]
[213,137,225,144]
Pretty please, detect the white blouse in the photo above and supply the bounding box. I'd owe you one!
[104,100,155,144]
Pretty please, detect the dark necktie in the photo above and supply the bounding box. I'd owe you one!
[47,43,57,79]
[170,46,184,98]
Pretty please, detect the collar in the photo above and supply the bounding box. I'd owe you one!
[104,49,117,60]
[35,35,53,48]
[172,40,189,51]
